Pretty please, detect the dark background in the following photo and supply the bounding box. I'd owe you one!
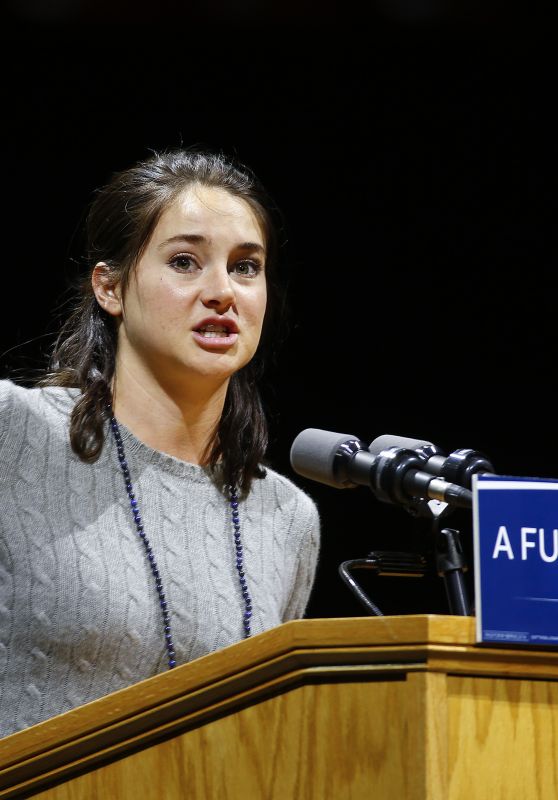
[2,2,557,620]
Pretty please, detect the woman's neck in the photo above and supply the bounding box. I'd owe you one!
[111,363,229,465]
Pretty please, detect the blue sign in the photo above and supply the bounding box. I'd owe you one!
[473,473,558,646]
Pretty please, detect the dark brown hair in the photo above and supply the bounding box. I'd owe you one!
[41,147,284,494]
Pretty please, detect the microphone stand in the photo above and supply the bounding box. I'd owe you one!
[427,500,471,616]
[338,497,472,617]
[434,526,471,616]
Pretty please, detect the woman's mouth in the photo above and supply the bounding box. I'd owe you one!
[193,320,239,347]
[197,323,231,338]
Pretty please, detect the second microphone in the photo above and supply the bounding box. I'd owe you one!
[290,428,474,509]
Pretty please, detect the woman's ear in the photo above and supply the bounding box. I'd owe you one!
[91,262,123,317]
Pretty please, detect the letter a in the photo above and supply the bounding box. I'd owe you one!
[492,526,514,559]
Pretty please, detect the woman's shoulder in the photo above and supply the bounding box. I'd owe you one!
[255,464,320,520]
[1,378,78,407]
[0,379,79,432]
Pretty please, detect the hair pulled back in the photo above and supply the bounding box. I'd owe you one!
[42,147,282,494]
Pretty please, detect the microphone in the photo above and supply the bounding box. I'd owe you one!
[369,434,494,489]
[290,428,473,508]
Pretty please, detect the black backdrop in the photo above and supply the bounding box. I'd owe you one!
[2,5,557,620]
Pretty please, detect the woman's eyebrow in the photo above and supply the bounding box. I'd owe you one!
[158,233,207,249]
[236,242,266,254]
[158,235,265,254]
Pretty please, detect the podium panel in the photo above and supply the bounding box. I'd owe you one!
[1,616,558,799]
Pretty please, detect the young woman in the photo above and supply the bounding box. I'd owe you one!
[0,148,320,738]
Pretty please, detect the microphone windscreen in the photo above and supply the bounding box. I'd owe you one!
[290,428,358,488]
[369,433,434,455]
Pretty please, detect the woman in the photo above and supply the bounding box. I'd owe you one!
[0,148,320,738]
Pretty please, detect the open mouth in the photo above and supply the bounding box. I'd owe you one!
[193,320,239,346]
[196,323,232,338]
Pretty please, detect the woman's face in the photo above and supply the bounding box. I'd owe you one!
[102,184,268,392]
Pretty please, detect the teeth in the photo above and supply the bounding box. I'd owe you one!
[198,324,230,338]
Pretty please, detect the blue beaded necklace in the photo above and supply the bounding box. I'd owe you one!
[109,415,253,670]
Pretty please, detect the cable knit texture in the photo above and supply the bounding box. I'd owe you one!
[0,380,320,738]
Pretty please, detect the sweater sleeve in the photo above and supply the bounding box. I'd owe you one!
[0,380,13,442]
[282,489,321,621]
[0,380,19,481]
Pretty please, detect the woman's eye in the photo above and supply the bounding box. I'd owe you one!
[232,260,262,277]
[169,253,197,271]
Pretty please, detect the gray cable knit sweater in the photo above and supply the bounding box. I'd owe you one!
[0,380,320,738]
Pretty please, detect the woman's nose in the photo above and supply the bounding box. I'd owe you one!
[200,268,236,313]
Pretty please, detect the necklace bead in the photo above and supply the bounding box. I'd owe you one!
[230,485,252,638]
[109,416,252,670]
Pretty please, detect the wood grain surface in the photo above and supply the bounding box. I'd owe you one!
[2,616,558,799]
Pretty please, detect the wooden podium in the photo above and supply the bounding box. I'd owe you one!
[1,615,558,799]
